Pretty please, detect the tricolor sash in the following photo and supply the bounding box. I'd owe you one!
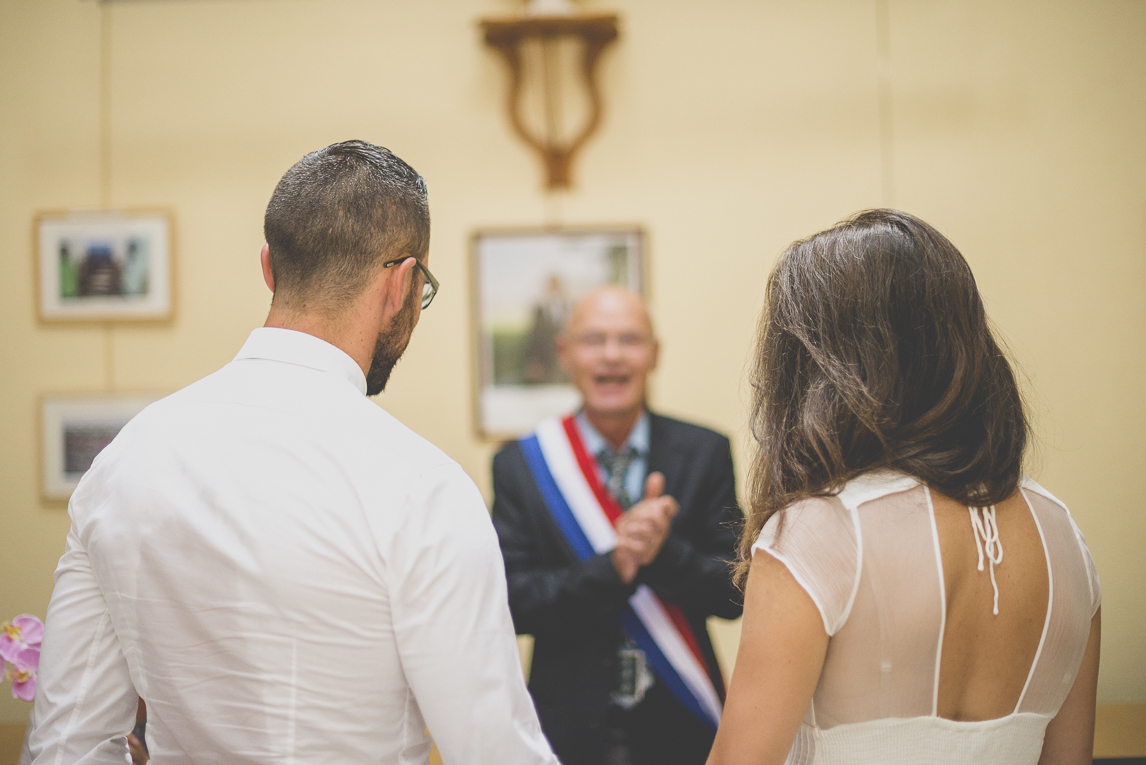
[518,415,723,730]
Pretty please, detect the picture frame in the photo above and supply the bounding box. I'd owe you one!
[471,226,646,439]
[41,393,164,501]
[35,208,174,322]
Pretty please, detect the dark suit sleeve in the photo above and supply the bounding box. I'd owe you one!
[640,435,743,620]
[492,445,638,636]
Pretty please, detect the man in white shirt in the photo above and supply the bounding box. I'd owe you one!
[27,141,558,765]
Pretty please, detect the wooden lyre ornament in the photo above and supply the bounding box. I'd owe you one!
[481,0,619,189]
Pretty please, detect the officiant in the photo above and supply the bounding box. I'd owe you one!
[491,286,743,765]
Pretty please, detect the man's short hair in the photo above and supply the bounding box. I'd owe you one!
[264,140,430,311]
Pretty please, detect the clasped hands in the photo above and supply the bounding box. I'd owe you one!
[610,472,678,584]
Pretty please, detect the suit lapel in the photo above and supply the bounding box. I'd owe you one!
[646,412,682,498]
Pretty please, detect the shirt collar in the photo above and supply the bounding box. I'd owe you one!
[574,409,650,457]
[233,327,368,396]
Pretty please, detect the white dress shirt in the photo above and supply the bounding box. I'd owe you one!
[29,328,557,765]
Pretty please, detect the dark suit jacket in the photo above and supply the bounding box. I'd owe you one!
[491,412,743,765]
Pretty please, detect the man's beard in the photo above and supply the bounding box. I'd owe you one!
[365,290,417,396]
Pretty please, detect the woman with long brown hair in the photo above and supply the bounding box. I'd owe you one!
[708,210,1100,765]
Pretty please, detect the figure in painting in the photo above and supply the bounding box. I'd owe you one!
[524,274,570,384]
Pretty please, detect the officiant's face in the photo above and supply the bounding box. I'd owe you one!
[559,287,659,420]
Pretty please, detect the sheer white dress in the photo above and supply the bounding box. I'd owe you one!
[752,471,1101,765]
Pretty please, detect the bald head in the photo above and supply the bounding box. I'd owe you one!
[558,286,658,434]
[564,286,655,341]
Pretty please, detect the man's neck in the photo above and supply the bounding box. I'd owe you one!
[583,407,643,451]
[264,308,372,378]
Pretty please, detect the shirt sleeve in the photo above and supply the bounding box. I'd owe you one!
[28,511,138,764]
[752,496,860,636]
[388,462,558,765]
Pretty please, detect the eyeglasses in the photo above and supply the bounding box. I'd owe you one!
[572,331,653,350]
[382,256,439,309]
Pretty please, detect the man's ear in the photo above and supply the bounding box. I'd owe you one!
[649,338,660,370]
[379,256,418,316]
[260,244,275,293]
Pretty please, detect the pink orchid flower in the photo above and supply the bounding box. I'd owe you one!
[6,646,39,702]
[0,615,44,664]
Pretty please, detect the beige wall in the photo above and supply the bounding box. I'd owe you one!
[1,0,1143,727]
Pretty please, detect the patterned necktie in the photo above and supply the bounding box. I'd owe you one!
[597,446,639,510]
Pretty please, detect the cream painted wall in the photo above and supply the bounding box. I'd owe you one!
[1,0,1143,727]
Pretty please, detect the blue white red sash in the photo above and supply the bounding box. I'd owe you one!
[518,415,723,730]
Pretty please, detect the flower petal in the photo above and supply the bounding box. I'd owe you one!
[0,637,21,664]
[13,647,39,672]
[12,616,44,646]
[11,676,35,702]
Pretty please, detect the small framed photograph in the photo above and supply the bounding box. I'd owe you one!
[41,393,163,501]
[35,209,174,322]
[472,226,645,439]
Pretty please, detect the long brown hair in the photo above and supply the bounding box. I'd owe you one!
[737,209,1027,585]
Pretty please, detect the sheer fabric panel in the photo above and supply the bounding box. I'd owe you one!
[754,470,1100,754]
[755,495,859,637]
[837,486,943,723]
[1012,482,1101,715]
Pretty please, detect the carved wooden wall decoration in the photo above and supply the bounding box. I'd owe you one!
[481,13,619,189]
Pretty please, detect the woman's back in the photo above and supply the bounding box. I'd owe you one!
[934,484,1048,721]
[752,471,1100,763]
[711,209,1100,765]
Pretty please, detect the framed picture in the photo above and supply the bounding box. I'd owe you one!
[41,393,163,501]
[35,209,174,322]
[472,226,645,439]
